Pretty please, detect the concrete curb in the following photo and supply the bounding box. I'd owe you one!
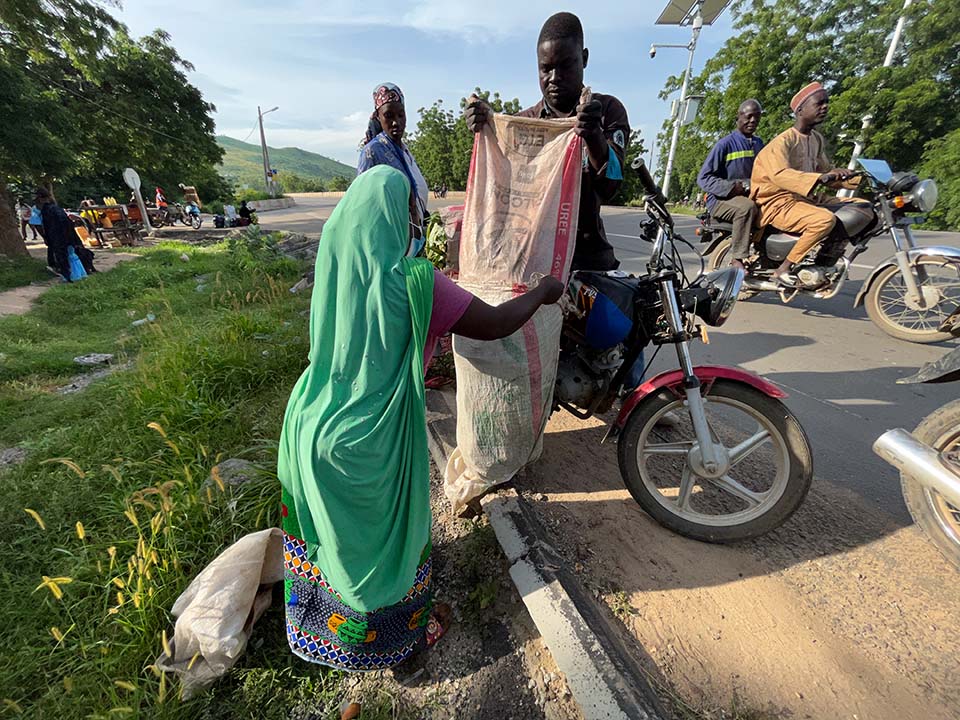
[425,389,664,720]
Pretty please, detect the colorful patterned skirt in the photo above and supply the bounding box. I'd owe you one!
[281,508,434,671]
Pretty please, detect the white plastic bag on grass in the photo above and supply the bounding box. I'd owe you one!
[156,528,282,699]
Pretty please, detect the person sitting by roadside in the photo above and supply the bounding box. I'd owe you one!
[357,82,430,228]
[750,82,861,284]
[35,188,96,281]
[238,200,255,222]
[464,11,630,272]
[276,165,562,679]
[697,99,765,270]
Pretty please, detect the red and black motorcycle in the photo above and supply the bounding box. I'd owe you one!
[552,159,813,542]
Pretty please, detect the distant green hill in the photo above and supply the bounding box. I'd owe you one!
[217,135,354,189]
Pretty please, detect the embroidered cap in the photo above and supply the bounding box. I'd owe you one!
[790,82,824,112]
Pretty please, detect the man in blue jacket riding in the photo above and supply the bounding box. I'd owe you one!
[697,99,764,270]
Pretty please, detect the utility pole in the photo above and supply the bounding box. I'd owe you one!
[258,105,279,197]
[650,0,724,199]
[660,12,701,200]
[846,0,913,171]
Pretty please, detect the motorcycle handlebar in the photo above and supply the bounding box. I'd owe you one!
[631,157,665,202]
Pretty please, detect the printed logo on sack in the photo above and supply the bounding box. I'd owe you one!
[511,126,548,157]
[515,166,535,184]
[612,129,626,148]
[553,201,574,277]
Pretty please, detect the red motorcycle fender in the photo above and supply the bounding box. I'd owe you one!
[612,365,787,433]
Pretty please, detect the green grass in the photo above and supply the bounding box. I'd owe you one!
[0,253,51,292]
[0,239,415,718]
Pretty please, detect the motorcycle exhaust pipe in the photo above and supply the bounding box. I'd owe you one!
[873,429,960,508]
[743,278,781,292]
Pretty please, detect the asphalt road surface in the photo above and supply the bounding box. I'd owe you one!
[603,206,960,524]
[264,194,960,525]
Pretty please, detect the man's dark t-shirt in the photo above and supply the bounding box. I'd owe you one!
[518,92,629,271]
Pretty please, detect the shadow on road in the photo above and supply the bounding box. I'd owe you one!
[529,416,910,594]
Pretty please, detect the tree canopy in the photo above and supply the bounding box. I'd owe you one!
[407,88,521,190]
[653,0,960,228]
[0,0,228,254]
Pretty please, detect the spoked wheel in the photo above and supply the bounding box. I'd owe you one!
[191,214,202,229]
[617,379,813,542]
[708,238,758,299]
[707,237,732,271]
[901,399,960,570]
[864,259,960,343]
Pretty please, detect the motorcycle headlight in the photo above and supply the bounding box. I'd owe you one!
[908,179,938,213]
[682,267,744,327]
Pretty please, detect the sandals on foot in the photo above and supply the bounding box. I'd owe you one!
[426,602,452,648]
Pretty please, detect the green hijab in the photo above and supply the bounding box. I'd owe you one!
[278,165,435,612]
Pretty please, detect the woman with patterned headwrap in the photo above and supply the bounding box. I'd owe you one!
[357,83,430,226]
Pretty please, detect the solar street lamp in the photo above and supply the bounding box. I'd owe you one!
[651,0,731,198]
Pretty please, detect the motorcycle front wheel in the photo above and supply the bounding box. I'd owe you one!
[864,259,960,343]
[707,237,732,271]
[901,398,960,570]
[617,379,813,542]
[191,214,202,229]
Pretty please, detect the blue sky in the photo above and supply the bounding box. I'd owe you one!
[114,2,737,166]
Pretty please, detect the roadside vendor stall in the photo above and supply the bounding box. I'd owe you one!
[76,203,143,247]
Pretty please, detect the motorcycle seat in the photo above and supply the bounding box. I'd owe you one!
[705,218,735,233]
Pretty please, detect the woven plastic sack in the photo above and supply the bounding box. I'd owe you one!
[444,108,584,514]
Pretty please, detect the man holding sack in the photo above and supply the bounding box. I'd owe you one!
[465,11,630,272]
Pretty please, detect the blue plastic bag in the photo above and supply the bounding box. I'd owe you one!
[67,246,88,281]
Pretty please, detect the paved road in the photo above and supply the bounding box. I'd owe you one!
[263,193,960,524]
[603,207,960,524]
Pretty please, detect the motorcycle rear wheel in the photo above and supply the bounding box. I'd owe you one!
[901,398,960,570]
[864,259,960,343]
[617,379,812,542]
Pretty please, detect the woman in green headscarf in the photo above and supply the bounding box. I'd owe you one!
[278,165,562,671]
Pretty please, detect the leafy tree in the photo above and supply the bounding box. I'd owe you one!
[407,88,520,190]
[651,0,960,228]
[328,175,353,192]
[276,171,326,193]
[0,2,229,255]
[918,128,960,230]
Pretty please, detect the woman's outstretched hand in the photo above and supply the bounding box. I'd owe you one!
[451,276,568,341]
[535,276,565,305]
